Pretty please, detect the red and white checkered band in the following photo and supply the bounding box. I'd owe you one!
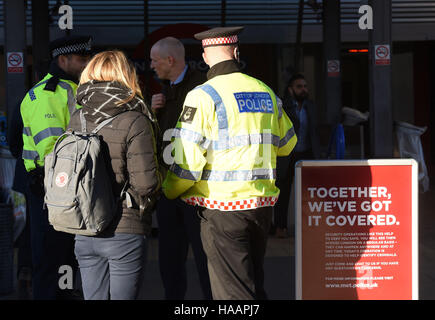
[183,196,278,211]
[202,35,238,47]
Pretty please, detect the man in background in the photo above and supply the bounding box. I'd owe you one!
[149,37,211,300]
[273,73,321,238]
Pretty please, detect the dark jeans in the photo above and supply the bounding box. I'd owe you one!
[156,195,212,300]
[199,206,272,300]
[27,191,77,300]
[274,150,314,229]
[74,233,146,300]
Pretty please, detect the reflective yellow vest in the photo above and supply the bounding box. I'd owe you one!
[162,71,297,211]
[20,74,79,172]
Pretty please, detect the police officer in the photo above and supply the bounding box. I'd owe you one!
[162,27,297,300]
[20,35,92,299]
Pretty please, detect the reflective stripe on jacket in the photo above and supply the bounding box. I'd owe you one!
[162,71,297,211]
[20,74,78,172]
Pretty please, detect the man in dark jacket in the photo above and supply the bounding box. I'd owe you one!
[274,73,321,238]
[150,37,212,299]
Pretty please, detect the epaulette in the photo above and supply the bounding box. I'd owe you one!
[43,76,60,92]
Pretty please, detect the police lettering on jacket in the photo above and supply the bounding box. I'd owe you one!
[162,72,298,211]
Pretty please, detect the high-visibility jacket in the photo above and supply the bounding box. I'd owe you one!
[162,71,297,211]
[20,74,79,172]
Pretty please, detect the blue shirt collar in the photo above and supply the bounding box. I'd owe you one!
[292,98,307,110]
[171,65,188,86]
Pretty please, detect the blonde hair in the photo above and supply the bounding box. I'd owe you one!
[79,50,142,105]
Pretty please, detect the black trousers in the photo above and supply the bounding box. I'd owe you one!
[27,191,77,300]
[199,206,272,300]
[156,195,212,300]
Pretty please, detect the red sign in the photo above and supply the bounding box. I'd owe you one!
[327,60,340,77]
[375,45,391,65]
[296,160,418,300]
[7,52,24,73]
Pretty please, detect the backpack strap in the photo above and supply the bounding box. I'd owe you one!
[92,116,118,134]
[120,181,133,208]
[80,111,133,208]
[46,131,71,185]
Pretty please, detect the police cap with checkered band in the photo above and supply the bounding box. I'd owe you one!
[194,26,244,48]
[50,35,92,59]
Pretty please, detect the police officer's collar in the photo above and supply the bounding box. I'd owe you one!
[162,65,192,89]
[48,59,79,83]
[207,59,242,80]
[171,65,188,86]
[44,59,79,92]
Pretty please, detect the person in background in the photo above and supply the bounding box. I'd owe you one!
[20,35,92,299]
[149,37,212,300]
[162,26,297,300]
[273,73,321,238]
[69,50,161,300]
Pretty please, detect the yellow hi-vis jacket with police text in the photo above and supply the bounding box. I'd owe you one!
[162,71,297,211]
[21,74,79,172]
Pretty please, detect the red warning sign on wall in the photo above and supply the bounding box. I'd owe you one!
[7,52,24,73]
[374,45,391,65]
[327,60,340,77]
[296,159,418,300]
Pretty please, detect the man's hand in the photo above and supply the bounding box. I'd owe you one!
[151,93,166,110]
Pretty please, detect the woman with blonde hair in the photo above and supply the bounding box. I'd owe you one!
[68,50,161,300]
